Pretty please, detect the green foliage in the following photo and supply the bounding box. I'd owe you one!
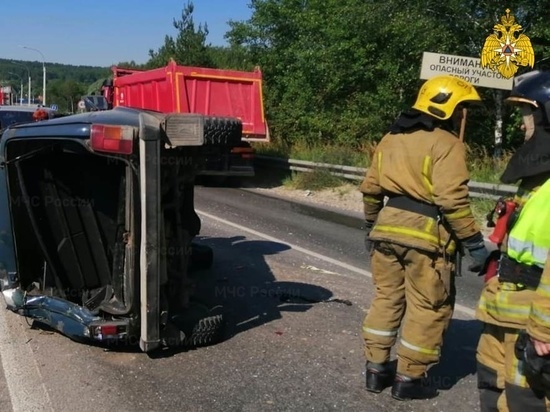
[225,0,550,152]
[1,58,108,111]
[465,144,510,183]
[283,169,345,191]
[147,1,214,68]
[208,46,256,71]
[7,0,550,165]
[470,198,496,226]
[47,79,86,113]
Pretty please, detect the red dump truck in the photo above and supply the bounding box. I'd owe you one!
[89,59,269,182]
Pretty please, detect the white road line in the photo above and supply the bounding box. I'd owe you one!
[197,209,476,318]
[0,299,53,412]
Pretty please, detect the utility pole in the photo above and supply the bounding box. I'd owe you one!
[21,46,46,106]
[8,72,23,105]
[10,61,31,106]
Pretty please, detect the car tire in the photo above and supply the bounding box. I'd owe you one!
[170,303,225,348]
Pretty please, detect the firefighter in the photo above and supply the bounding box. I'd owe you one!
[32,108,49,121]
[360,74,488,400]
[476,70,550,411]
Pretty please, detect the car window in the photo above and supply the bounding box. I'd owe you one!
[83,96,109,111]
[0,110,36,128]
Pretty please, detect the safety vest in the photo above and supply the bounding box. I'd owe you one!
[507,178,550,268]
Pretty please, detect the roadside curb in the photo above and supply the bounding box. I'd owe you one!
[240,188,366,230]
[241,187,493,244]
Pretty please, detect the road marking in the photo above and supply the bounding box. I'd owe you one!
[0,299,53,412]
[197,209,476,318]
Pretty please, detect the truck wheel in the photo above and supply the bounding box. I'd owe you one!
[170,304,225,348]
[203,117,242,146]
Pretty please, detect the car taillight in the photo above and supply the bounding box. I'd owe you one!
[231,146,255,159]
[90,124,134,154]
[89,322,129,341]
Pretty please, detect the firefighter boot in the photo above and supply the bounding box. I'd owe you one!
[366,362,394,393]
[391,374,439,401]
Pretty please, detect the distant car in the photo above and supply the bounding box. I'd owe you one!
[0,106,55,130]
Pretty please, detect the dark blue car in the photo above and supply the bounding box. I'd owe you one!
[0,107,239,351]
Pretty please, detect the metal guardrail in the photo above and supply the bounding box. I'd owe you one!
[255,155,517,200]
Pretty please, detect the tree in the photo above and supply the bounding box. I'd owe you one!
[147,1,213,68]
[226,0,550,152]
[47,79,85,113]
[208,45,255,71]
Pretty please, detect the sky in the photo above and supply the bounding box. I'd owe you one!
[2,0,252,67]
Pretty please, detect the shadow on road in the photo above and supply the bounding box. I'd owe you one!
[193,235,335,339]
[427,318,483,390]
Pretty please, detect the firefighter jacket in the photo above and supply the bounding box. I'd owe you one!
[477,175,550,330]
[360,127,479,254]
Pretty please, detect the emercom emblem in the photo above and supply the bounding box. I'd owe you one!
[481,9,535,79]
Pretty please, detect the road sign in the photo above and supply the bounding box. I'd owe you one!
[420,51,513,90]
[50,104,58,111]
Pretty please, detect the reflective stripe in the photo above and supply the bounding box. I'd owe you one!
[444,207,473,220]
[421,156,433,196]
[530,306,550,326]
[507,236,548,267]
[363,194,380,205]
[375,224,440,245]
[507,178,550,267]
[363,327,398,337]
[478,295,531,321]
[377,152,382,175]
[512,357,526,386]
[400,339,439,356]
[423,217,435,233]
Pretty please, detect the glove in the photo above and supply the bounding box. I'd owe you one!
[515,331,550,381]
[364,220,375,252]
[463,232,489,272]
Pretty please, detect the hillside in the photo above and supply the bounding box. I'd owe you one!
[0,58,110,85]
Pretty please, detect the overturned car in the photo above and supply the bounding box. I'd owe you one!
[0,107,240,352]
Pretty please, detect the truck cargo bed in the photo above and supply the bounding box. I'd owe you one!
[112,60,268,142]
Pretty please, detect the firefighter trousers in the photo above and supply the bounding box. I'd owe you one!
[476,323,550,411]
[362,242,454,378]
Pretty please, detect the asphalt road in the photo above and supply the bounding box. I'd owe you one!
[197,186,489,313]
[0,185,487,412]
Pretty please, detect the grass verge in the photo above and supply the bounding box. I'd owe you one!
[254,141,513,184]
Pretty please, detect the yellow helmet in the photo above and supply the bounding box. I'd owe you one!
[412,75,482,120]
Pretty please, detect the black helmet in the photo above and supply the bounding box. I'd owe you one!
[506,70,550,125]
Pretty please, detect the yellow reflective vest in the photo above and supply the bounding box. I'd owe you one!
[477,177,550,329]
[507,178,550,267]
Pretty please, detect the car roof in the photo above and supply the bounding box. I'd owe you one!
[3,106,164,139]
[0,105,55,113]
